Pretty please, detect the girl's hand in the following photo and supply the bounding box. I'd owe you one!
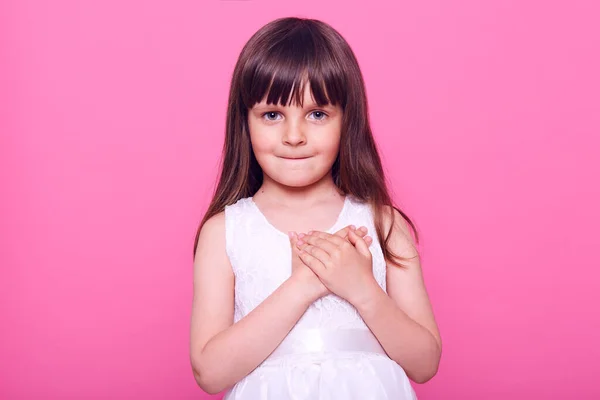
[296,228,380,307]
[289,226,371,303]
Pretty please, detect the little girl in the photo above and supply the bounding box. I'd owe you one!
[190,17,441,399]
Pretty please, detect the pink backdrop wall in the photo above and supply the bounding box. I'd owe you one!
[2,0,599,399]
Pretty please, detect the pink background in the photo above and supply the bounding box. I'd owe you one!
[2,0,599,399]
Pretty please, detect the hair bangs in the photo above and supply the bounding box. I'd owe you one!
[241,27,347,111]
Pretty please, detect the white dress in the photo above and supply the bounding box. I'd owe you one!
[222,194,418,400]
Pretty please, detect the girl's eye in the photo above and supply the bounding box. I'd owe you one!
[310,111,328,121]
[263,112,282,122]
[261,111,329,122]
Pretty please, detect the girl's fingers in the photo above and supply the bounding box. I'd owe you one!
[301,244,331,266]
[334,226,353,238]
[307,231,346,247]
[348,229,371,256]
[347,228,358,246]
[289,231,299,250]
[298,249,327,276]
[298,235,337,256]
[349,225,368,236]
[300,226,369,247]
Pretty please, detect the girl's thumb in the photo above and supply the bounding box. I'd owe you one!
[348,229,370,257]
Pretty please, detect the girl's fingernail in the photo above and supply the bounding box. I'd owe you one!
[307,230,313,235]
[350,225,356,230]
[297,240,304,246]
[298,233,305,239]
[288,231,294,239]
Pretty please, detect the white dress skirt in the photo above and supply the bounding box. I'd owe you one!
[223,329,418,400]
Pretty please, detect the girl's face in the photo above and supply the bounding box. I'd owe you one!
[248,83,343,189]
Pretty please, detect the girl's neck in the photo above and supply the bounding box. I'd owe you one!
[253,175,344,209]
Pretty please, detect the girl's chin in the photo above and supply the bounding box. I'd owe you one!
[269,174,323,187]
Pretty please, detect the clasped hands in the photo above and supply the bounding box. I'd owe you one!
[288,225,380,307]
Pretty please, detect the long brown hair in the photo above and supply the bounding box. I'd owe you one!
[193,17,419,268]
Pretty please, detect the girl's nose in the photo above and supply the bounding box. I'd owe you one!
[283,129,306,145]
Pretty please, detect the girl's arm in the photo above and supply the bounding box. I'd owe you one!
[189,212,320,395]
[353,207,442,384]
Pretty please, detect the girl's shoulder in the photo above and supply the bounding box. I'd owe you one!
[196,210,226,254]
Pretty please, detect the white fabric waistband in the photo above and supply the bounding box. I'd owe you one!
[269,329,387,359]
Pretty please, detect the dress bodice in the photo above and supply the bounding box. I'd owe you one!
[224,194,387,332]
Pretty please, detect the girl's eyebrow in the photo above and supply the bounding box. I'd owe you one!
[253,103,333,110]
